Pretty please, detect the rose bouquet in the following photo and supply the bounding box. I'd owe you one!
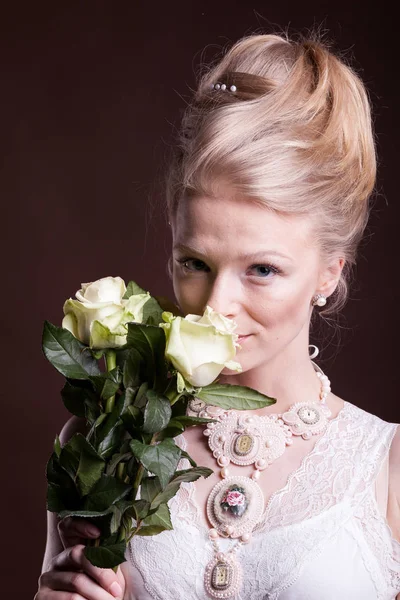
[42,276,274,570]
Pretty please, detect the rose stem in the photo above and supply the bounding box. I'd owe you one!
[105,349,117,413]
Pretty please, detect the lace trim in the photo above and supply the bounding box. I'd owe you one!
[172,402,400,596]
[126,404,400,599]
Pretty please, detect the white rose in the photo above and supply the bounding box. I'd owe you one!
[160,305,242,387]
[62,276,150,349]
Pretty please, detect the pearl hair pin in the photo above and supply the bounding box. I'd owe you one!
[211,82,237,93]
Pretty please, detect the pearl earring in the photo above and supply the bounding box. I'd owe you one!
[312,293,327,307]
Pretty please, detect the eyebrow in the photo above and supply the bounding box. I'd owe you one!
[172,244,292,262]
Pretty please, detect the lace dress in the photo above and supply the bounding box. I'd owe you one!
[120,401,400,599]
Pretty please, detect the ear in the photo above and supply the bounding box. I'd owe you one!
[317,257,345,298]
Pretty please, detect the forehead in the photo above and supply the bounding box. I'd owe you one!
[173,194,316,258]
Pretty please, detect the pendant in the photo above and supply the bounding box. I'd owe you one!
[207,476,264,538]
[187,396,226,418]
[281,401,331,439]
[204,552,242,599]
[204,411,291,468]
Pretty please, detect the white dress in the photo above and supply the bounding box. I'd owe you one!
[120,401,400,599]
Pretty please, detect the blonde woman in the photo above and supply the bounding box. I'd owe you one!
[36,32,400,600]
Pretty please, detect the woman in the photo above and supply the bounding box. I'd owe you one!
[35,32,400,599]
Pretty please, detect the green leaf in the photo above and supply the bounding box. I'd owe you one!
[131,499,151,521]
[135,382,149,409]
[109,500,135,534]
[150,467,213,509]
[136,524,168,536]
[123,281,147,299]
[143,390,172,433]
[140,476,162,504]
[58,508,113,519]
[46,454,81,511]
[123,348,143,388]
[42,321,101,379]
[96,419,126,460]
[130,438,181,489]
[83,474,132,512]
[59,434,105,496]
[142,297,164,325]
[171,415,216,427]
[180,449,197,467]
[89,368,121,400]
[89,394,126,459]
[47,482,69,512]
[105,452,132,477]
[143,503,172,530]
[61,380,101,423]
[120,404,144,437]
[84,540,127,569]
[196,384,276,410]
[155,421,185,441]
[126,323,168,390]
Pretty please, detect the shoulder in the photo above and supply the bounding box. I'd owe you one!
[388,423,400,542]
[59,415,89,445]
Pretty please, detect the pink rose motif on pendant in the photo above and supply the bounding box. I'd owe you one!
[220,486,247,517]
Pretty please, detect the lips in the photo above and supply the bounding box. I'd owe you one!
[237,334,252,342]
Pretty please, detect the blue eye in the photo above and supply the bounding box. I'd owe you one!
[249,264,279,278]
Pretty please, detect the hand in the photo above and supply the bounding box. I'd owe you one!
[57,516,103,552]
[35,544,126,599]
[35,518,126,600]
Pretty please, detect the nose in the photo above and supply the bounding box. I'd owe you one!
[203,273,240,319]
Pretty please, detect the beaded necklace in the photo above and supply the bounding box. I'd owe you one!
[186,361,332,599]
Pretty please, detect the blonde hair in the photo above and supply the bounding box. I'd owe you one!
[166,33,377,315]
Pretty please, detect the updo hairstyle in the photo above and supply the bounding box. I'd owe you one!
[166,33,377,315]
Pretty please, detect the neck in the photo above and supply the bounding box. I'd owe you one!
[217,342,322,415]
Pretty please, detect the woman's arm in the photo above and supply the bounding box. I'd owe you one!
[387,425,400,600]
[41,415,89,572]
[388,425,400,543]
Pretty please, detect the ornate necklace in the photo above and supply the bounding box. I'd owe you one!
[186,361,332,599]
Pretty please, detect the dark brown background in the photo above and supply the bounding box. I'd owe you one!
[0,1,398,596]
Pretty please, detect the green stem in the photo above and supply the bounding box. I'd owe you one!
[131,463,145,501]
[131,433,157,501]
[105,349,117,413]
[164,378,183,406]
[117,462,126,480]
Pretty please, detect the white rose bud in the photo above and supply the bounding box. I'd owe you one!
[160,305,242,387]
[62,276,150,349]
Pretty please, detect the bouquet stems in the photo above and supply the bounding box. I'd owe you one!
[105,349,117,413]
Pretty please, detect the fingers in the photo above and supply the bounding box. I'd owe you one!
[40,569,121,600]
[58,517,101,549]
[36,593,87,600]
[43,545,123,599]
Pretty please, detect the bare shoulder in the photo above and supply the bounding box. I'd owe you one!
[388,423,400,543]
[59,414,90,444]
[328,392,346,418]
[41,415,89,573]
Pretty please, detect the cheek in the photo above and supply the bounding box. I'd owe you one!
[172,273,208,315]
[253,276,314,331]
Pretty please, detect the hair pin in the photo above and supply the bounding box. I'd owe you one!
[211,82,237,92]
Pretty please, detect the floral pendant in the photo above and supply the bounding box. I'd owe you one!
[207,476,264,538]
[204,552,242,599]
[281,401,331,440]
